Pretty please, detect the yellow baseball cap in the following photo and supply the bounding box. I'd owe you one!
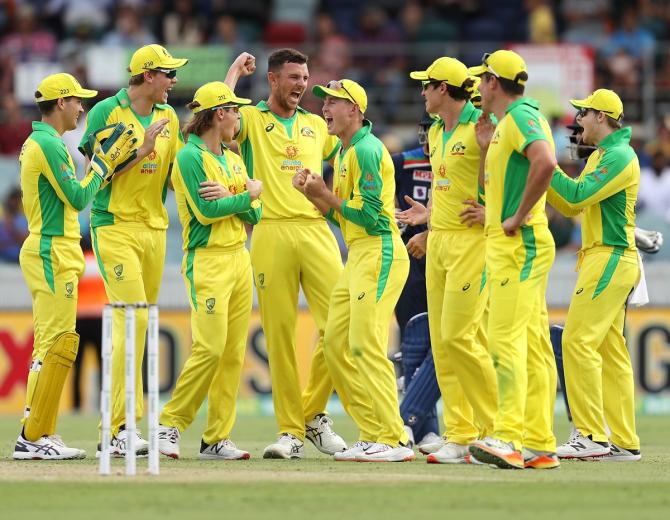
[570,89,624,121]
[128,44,188,76]
[190,81,251,113]
[409,57,469,88]
[312,79,368,114]
[35,73,97,102]
[469,50,528,84]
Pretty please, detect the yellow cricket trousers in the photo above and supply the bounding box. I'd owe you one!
[426,229,497,444]
[323,234,410,446]
[19,234,84,439]
[160,245,252,444]
[250,220,343,440]
[91,222,166,436]
[563,247,640,449]
[486,225,557,452]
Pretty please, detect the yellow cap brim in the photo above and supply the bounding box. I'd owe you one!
[312,85,349,102]
[74,88,98,99]
[165,57,189,69]
[569,98,589,110]
[409,70,430,80]
[468,65,488,77]
[192,95,252,113]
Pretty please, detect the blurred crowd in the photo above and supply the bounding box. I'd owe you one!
[1,0,670,261]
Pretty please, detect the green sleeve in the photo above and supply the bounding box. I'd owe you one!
[37,135,101,211]
[237,200,262,224]
[78,98,116,158]
[509,107,548,153]
[341,142,383,229]
[177,149,253,223]
[325,208,340,227]
[549,148,635,210]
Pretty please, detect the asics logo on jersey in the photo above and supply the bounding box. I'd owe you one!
[265,123,274,132]
[462,283,470,291]
[576,288,584,294]
[501,278,509,286]
[358,292,365,300]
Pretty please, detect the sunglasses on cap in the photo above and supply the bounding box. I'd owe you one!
[481,53,500,79]
[152,68,177,79]
[326,80,357,105]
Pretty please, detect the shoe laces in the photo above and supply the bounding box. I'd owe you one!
[567,427,582,444]
[317,415,334,434]
[279,433,299,444]
[220,439,236,449]
[44,434,65,447]
[160,427,180,443]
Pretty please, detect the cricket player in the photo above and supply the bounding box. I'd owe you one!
[468,50,559,470]
[293,79,414,462]
[224,50,346,458]
[396,57,497,464]
[548,90,642,462]
[14,73,136,459]
[156,82,262,460]
[79,44,187,456]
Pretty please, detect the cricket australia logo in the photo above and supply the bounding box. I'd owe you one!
[300,126,315,138]
[114,264,124,280]
[450,141,465,156]
[206,298,216,314]
[258,273,265,289]
[65,282,74,298]
[232,164,242,175]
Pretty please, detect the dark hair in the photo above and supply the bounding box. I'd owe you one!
[35,91,58,115]
[446,77,475,101]
[483,72,526,96]
[182,101,216,136]
[268,48,308,73]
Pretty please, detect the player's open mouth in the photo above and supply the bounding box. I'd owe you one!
[325,116,333,126]
[289,91,302,102]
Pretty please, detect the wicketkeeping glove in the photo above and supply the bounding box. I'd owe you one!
[634,227,664,254]
[89,123,138,181]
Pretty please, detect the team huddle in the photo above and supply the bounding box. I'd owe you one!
[13,44,643,469]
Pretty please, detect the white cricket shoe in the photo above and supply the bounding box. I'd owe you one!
[263,433,304,459]
[417,432,445,455]
[556,429,610,460]
[305,414,347,455]
[158,425,180,459]
[96,428,149,458]
[356,443,415,462]
[333,441,373,462]
[200,439,251,460]
[426,442,468,464]
[598,443,641,462]
[13,433,86,460]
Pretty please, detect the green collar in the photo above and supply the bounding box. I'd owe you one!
[115,88,169,110]
[256,100,308,115]
[598,127,632,149]
[436,101,479,129]
[349,119,373,148]
[505,97,540,114]
[187,133,228,155]
[32,121,61,138]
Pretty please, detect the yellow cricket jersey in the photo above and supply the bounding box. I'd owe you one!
[549,127,639,254]
[235,101,340,220]
[78,88,184,230]
[428,101,483,231]
[172,134,262,251]
[20,121,101,239]
[484,97,554,239]
[328,121,400,245]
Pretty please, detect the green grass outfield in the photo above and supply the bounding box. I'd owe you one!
[1,414,669,520]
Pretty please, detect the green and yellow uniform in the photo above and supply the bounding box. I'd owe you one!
[19,120,101,440]
[235,101,343,440]
[323,121,409,445]
[79,88,183,436]
[426,102,497,445]
[159,134,261,443]
[484,97,557,452]
[549,126,640,450]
